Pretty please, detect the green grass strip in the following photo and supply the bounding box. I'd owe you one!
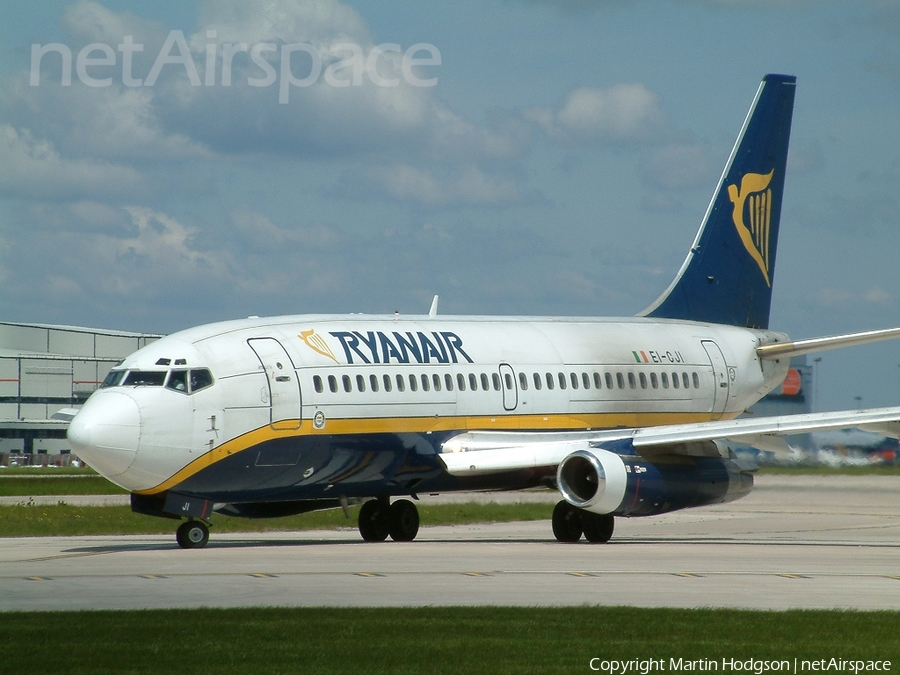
[3,465,900,500]
[757,466,900,475]
[0,502,554,537]
[0,475,126,496]
[0,607,898,674]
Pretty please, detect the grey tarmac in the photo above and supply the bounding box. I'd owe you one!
[2,475,900,612]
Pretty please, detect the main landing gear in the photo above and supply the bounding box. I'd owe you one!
[552,500,614,543]
[358,497,420,542]
[176,519,210,549]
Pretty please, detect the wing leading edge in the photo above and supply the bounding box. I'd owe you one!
[438,406,900,476]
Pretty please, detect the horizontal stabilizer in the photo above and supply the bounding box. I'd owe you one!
[757,326,900,360]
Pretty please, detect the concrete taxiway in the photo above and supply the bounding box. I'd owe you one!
[2,475,900,612]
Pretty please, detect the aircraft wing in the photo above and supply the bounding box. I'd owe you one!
[438,406,900,476]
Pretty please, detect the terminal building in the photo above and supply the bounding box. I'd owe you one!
[0,321,159,466]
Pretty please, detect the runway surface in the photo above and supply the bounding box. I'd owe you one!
[2,475,900,612]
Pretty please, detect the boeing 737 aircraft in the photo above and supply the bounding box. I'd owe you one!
[68,74,900,548]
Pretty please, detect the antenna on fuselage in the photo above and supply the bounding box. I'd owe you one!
[429,295,439,318]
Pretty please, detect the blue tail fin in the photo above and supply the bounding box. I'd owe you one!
[640,74,796,329]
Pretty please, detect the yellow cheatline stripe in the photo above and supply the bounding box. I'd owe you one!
[135,411,716,496]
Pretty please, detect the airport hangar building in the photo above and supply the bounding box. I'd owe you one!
[0,322,159,465]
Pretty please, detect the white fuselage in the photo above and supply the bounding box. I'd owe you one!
[68,313,789,495]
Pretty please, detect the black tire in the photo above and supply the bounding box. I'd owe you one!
[388,499,420,542]
[551,500,583,543]
[358,499,390,542]
[176,520,209,549]
[581,511,614,543]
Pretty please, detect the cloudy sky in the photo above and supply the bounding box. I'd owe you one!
[1,0,899,412]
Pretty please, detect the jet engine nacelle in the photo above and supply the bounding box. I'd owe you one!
[556,442,753,517]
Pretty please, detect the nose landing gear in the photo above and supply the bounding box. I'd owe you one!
[176,520,210,549]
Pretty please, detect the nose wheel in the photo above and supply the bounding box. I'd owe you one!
[176,520,210,549]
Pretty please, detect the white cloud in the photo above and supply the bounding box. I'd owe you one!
[8,80,210,161]
[0,125,144,200]
[816,285,892,307]
[526,83,665,144]
[230,208,341,253]
[643,143,716,190]
[364,164,524,207]
[62,0,169,47]
[192,0,371,51]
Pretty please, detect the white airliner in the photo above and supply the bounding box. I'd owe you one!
[68,74,900,548]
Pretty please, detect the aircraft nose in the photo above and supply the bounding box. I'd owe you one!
[67,392,141,478]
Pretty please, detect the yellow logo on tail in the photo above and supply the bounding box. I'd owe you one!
[727,170,774,287]
[300,330,338,363]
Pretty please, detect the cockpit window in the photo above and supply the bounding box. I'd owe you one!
[122,371,167,387]
[190,369,214,393]
[100,369,126,388]
[166,370,189,392]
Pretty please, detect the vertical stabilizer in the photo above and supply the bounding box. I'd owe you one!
[640,74,796,329]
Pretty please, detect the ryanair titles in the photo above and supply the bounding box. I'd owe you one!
[329,330,474,365]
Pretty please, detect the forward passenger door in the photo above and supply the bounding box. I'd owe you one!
[247,337,302,430]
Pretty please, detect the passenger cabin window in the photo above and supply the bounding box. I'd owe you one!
[616,373,624,389]
[420,374,430,392]
[445,374,454,391]
[672,372,680,389]
[545,373,554,390]
[570,372,579,389]
[328,375,338,393]
[457,373,466,391]
[356,374,366,392]
[342,375,352,393]
[558,372,567,390]
[396,374,405,392]
[533,373,542,390]
[408,374,418,392]
[370,374,379,392]
[519,372,528,390]
[313,375,324,393]
[432,374,442,392]
[650,372,658,389]
[481,373,490,391]
[504,373,514,389]
[661,372,669,388]
[682,372,691,389]
[469,374,478,391]
[582,372,590,390]
[692,372,700,389]
[383,374,392,392]
[639,373,648,389]
[593,372,602,389]
[492,373,501,391]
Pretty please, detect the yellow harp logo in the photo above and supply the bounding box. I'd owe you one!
[300,330,338,363]
[727,170,774,287]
